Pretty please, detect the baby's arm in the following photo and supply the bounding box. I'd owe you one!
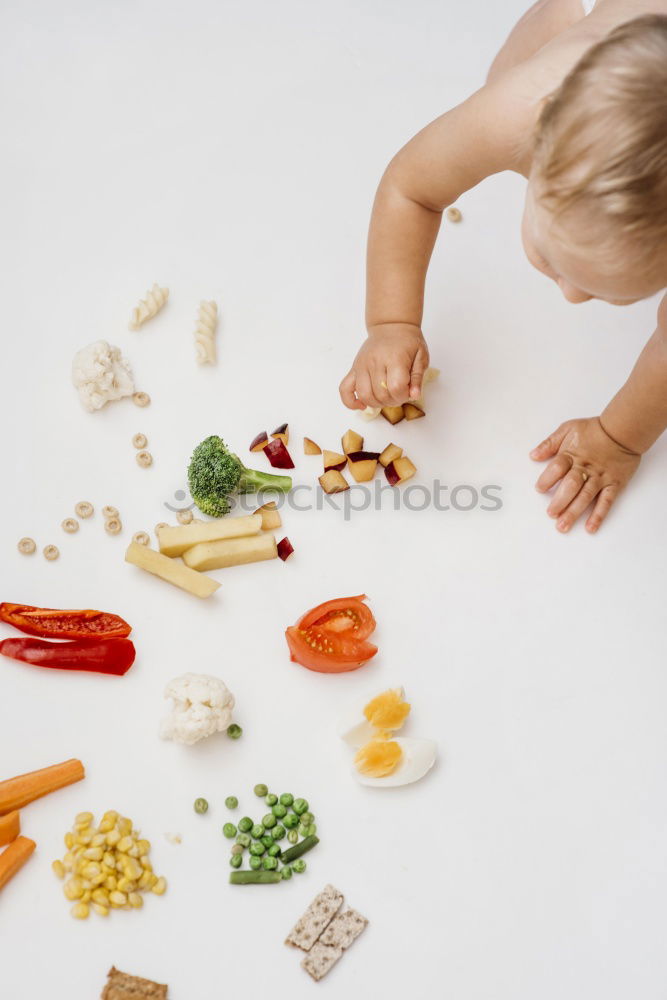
[531,294,667,533]
[339,78,536,409]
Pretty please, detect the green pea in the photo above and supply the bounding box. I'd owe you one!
[306,824,317,837]
[223,823,237,839]
[267,843,282,857]
[262,855,278,870]
[236,832,251,848]
[281,865,293,880]
[300,812,314,826]
[194,797,208,815]
[261,835,274,849]
[249,855,262,870]
[230,853,243,868]
[249,841,265,857]
[279,793,294,807]
[265,793,278,806]
[227,724,242,740]
[230,844,244,856]
[298,823,310,838]
[251,824,265,839]
[262,813,277,829]
[224,796,238,810]
[292,859,306,873]
[272,824,286,841]
[287,829,299,845]
[293,798,308,815]
[254,784,268,797]
[272,803,287,819]
[238,817,253,833]
[283,813,298,829]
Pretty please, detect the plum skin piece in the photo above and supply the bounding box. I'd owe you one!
[263,439,295,469]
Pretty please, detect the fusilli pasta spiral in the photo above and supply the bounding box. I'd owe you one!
[194,299,218,365]
[129,283,169,330]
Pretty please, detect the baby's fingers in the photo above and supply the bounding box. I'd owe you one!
[535,454,571,494]
[530,425,569,461]
[547,467,590,518]
[585,485,618,534]
[339,370,364,410]
[554,476,600,532]
[409,347,430,400]
[385,364,411,404]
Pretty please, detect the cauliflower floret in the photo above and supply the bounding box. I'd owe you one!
[72,340,135,412]
[160,673,235,746]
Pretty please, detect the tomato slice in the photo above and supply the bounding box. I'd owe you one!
[286,595,378,674]
[296,595,375,641]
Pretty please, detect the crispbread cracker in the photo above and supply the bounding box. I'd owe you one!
[301,942,343,982]
[319,907,368,949]
[284,884,344,951]
[101,967,168,999]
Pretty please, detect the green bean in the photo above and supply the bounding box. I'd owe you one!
[271,825,286,841]
[238,817,253,833]
[283,813,298,829]
[194,797,208,815]
[267,843,282,857]
[249,855,262,870]
[265,793,278,806]
[292,859,306,874]
[262,813,277,829]
[281,865,293,880]
[280,835,319,865]
[229,869,282,884]
[230,853,243,868]
[292,798,308,815]
[236,832,251,848]
[251,824,265,839]
[227,724,242,740]
[287,829,299,845]
[279,793,294,807]
[262,855,278,871]
[224,796,238,810]
[249,841,265,857]
[223,823,237,839]
[254,784,268,797]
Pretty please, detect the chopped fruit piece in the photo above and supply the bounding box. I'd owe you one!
[271,423,289,446]
[380,405,404,426]
[318,470,349,494]
[182,533,278,571]
[303,437,321,456]
[403,403,425,420]
[263,439,295,469]
[249,431,269,453]
[346,451,380,483]
[342,429,363,455]
[254,501,282,531]
[378,443,403,468]
[384,457,417,487]
[277,537,294,561]
[323,450,347,472]
[354,738,403,777]
[364,689,411,731]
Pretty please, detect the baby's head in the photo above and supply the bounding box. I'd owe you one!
[523,15,667,304]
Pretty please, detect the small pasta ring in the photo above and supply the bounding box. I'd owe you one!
[133,392,151,408]
[133,433,148,450]
[62,518,79,534]
[133,531,150,546]
[176,509,193,525]
[136,450,153,468]
[18,537,36,555]
[102,506,119,520]
[75,501,94,519]
[104,518,122,536]
[43,544,60,561]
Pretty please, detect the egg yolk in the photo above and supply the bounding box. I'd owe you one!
[354,738,403,777]
[363,689,411,731]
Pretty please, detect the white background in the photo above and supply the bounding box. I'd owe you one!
[1,1,666,998]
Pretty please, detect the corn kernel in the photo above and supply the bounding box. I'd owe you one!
[90,873,107,887]
[82,863,101,879]
[71,902,89,919]
[103,852,115,869]
[125,859,142,880]
[64,877,83,900]
[106,829,121,847]
[92,888,109,904]
[138,871,153,889]
[140,857,153,872]
[75,810,93,826]
[63,852,75,870]
[136,839,150,854]
[116,836,133,853]
[93,903,109,917]
[117,877,136,894]
[91,833,106,847]
[151,877,167,896]
[52,860,65,879]
[127,844,140,858]
[128,892,144,908]
[102,810,118,822]
[109,890,127,906]
[98,818,114,833]
[83,847,103,861]
[64,832,74,849]
[81,890,92,903]
[75,832,92,846]
[117,819,132,836]
[104,875,117,891]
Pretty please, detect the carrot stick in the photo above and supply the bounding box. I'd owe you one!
[0,810,20,846]
[0,836,36,891]
[0,759,85,814]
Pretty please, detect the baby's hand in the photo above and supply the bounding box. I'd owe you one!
[530,417,641,534]
[339,324,430,409]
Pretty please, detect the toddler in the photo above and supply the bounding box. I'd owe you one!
[340,1,667,533]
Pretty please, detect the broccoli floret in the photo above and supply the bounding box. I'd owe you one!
[188,435,292,518]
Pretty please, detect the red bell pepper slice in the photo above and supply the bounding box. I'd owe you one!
[0,637,136,676]
[0,603,132,640]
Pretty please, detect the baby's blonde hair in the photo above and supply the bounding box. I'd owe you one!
[533,15,667,269]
